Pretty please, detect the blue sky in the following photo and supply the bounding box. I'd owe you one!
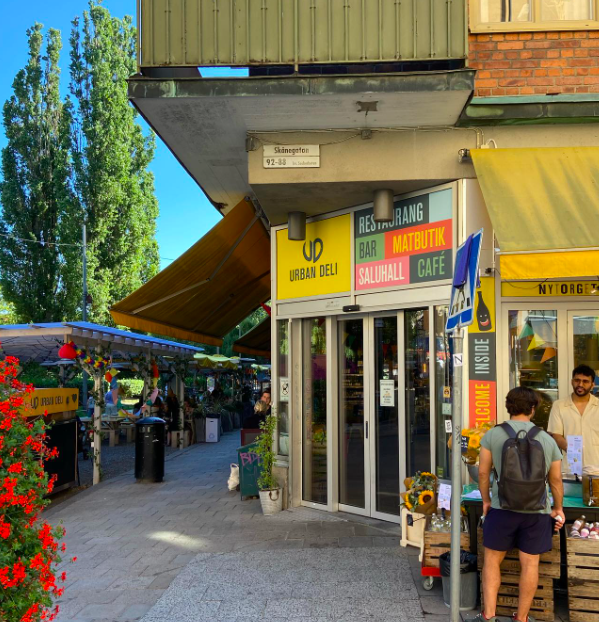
[0,0,246,269]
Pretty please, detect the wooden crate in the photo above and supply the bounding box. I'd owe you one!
[477,527,561,578]
[423,524,470,568]
[567,537,599,622]
[481,574,555,622]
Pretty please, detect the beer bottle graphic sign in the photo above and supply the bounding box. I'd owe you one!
[476,290,492,331]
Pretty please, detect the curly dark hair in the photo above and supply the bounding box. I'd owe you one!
[505,386,540,417]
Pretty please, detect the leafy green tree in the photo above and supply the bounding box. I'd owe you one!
[0,25,81,322]
[221,307,268,357]
[69,1,159,323]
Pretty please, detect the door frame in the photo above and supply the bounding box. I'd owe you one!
[337,313,372,517]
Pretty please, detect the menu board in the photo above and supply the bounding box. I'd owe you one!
[354,188,453,291]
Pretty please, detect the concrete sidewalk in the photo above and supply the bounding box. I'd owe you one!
[47,432,449,622]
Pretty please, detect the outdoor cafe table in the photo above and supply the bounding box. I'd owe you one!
[79,414,136,446]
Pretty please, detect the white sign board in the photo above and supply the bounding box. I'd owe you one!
[380,380,395,407]
[279,377,290,403]
[263,144,320,169]
[567,435,583,476]
[438,483,452,511]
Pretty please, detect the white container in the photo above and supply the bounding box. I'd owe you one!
[259,489,283,515]
[400,507,427,562]
[205,417,221,443]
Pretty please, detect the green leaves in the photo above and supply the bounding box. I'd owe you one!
[0,2,159,325]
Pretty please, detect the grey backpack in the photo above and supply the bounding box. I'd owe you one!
[496,423,547,512]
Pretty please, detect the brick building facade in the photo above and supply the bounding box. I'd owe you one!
[469,31,599,96]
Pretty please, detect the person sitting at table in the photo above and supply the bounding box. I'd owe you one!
[104,388,118,416]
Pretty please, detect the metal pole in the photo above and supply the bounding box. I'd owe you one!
[92,373,102,485]
[82,222,89,409]
[450,326,464,622]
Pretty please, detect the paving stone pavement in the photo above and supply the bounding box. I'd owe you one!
[46,432,449,622]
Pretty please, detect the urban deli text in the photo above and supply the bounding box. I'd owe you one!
[290,263,338,281]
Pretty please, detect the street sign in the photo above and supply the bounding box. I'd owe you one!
[445,229,483,332]
[263,144,320,168]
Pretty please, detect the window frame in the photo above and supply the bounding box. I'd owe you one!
[470,0,599,32]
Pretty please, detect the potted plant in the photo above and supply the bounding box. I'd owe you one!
[255,411,283,515]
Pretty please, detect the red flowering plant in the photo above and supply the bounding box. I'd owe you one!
[0,355,66,622]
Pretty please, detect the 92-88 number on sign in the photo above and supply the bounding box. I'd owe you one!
[265,158,287,167]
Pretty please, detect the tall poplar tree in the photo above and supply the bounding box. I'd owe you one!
[0,25,81,322]
[69,1,159,323]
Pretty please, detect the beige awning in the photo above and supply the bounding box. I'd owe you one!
[111,199,270,346]
[471,147,599,280]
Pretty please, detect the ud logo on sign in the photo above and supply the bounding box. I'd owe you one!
[303,239,324,263]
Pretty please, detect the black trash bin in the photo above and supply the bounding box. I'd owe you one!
[135,417,166,482]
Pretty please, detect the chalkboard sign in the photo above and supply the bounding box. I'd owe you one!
[237,442,263,500]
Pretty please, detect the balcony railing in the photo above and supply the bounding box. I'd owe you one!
[139,0,467,69]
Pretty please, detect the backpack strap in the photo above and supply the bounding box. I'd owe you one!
[528,426,542,440]
[499,422,517,438]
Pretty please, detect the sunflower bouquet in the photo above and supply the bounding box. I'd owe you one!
[401,471,438,515]
[448,422,494,465]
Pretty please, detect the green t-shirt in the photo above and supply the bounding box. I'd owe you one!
[480,421,562,514]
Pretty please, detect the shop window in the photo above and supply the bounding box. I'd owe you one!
[508,310,558,430]
[434,306,454,479]
[572,314,599,395]
[302,317,327,505]
[277,320,289,456]
[472,0,599,31]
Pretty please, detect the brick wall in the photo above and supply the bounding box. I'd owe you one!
[469,31,599,96]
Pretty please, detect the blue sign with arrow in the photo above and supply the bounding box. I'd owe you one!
[446,229,483,333]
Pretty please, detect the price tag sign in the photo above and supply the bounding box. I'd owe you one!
[445,419,452,434]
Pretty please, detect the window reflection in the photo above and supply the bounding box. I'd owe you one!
[508,310,558,430]
[572,315,599,396]
[302,318,327,504]
[277,321,289,456]
[435,306,454,479]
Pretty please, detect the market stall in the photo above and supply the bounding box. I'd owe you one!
[26,387,80,493]
[0,322,202,486]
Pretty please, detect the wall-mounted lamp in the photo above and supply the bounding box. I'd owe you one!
[288,211,307,241]
[373,189,394,223]
[458,148,472,164]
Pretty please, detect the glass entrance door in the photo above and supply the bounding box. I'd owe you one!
[337,314,400,520]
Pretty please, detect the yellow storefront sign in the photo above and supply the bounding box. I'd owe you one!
[502,281,599,298]
[25,388,79,417]
[277,214,351,300]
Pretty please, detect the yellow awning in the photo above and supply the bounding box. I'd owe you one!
[232,317,271,358]
[194,354,240,370]
[111,199,270,346]
[471,147,599,280]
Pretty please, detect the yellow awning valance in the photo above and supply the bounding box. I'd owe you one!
[111,199,270,346]
[471,147,599,280]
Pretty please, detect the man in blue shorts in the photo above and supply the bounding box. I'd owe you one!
[473,387,564,622]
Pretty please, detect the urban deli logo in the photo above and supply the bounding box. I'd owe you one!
[289,237,338,282]
[303,238,323,263]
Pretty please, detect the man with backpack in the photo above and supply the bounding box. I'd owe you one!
[473,387,564,622]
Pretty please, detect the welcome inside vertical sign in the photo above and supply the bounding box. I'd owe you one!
[354,189,453,291]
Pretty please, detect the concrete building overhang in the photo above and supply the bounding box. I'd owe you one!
[128,70,476,216]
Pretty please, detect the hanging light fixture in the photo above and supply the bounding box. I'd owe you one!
[288,212,306,241]
[373,189,394,223]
